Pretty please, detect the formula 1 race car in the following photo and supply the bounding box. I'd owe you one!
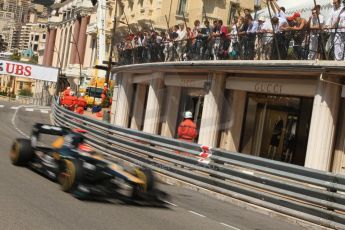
[10,123,160,201]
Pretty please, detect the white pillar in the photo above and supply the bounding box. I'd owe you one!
[143,73,164,134]
[332,99,345,174]
[130,84,148,130]
[219,90,246,152]
[305,79,340,171]
[198,73,225,147]
[161,86,181,138]
[113,73,133,128]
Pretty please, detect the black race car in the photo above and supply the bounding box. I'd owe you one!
[10,123,161,201]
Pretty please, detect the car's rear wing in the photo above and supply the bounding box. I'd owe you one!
[31,123,70,138]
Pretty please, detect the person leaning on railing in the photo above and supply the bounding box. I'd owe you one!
[289,12,308,60]
[325,0,344,60]
[308,6,325,60]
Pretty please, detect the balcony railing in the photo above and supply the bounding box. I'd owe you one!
[115,29,345,65]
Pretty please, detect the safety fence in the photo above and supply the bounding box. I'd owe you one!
[0,94,52,106]
[51,99,345,229]
[116,29,345,65]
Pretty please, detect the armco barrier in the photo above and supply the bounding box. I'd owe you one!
[52,99,345,229]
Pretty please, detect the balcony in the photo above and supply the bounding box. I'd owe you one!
[86,23,97,35]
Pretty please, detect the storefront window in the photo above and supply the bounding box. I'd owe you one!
[240,93,313,165]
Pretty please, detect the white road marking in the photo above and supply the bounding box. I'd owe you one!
[11,106,20,110]
[11,105,30,138]
[188,210,206,218]
[0,105,4,108]
[40,110,49,114]
[163,201,178,207]
[25,108,34,112]
[220,223,241,230]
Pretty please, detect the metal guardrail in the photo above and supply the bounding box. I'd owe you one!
[0,95,52,106]
[51,99,345,229]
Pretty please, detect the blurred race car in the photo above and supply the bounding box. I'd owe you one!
[10,123,160,201]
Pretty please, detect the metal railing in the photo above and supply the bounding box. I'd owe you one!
[116,29,345,64]
[51,98,345,229]
[0,94,52,105]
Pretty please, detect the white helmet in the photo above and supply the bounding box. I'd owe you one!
[80,93,84,97]
[184,111,193,119]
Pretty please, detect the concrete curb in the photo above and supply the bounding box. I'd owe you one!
[154,172,332,230]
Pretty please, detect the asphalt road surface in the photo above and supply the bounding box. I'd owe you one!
[0,101,307,230]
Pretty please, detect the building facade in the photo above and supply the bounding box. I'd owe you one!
[110,61,345,174]
[42,0,116,91]
[116,0,258,34]
[0,10,15,51]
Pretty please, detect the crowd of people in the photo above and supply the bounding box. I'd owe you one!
[116,0,345,65]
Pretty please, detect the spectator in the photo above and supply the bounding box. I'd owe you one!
[326,0,343,60]
[176,24,188,61]
[254,16,269,60]
[200,20,212,59]
[178,111,198,142]
[238,16,250,59]
[244,14,256,60]
[243,8,251,17]
[228,17,241,59]
[269,16,288,59]
[334,0,345,60]
[270,0,287,20]
[308,7,325,60]
[291,12,308,59]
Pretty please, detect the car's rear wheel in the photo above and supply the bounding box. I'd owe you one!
[10,139,34,166]
[59,159,83,192]
[133,168,155,198]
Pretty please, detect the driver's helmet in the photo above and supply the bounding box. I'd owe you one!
[63,132,84,148]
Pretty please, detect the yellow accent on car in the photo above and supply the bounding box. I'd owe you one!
[10,142,19,163]
[52,152,61,160]
[60,160,76,192]
[110,164,144,185]
[134,168,148,192]
[52,136,64,148]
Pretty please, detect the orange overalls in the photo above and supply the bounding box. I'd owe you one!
[61,95,77,111]
[75,97,87,114]
[178,119,198,142]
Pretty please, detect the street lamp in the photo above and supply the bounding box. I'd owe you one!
[254,0,262,20]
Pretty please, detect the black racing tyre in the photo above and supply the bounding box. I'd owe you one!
[10,139,34,166]
[134,168,155,193]
[58,159,83,192]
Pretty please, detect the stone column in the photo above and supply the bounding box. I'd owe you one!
[70,18,81,64]
[52,27,62,67]
[76,16,89,64]
[305,78,340,171]
[198,73,225,147]
[46,29,57,66]
[143,73,165,134]
[219,90,246,152]
[161,86,181,138]
[130,84,148,130]
[114,73,133,127]
[332,99,345,174]
[42,29,50,65]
